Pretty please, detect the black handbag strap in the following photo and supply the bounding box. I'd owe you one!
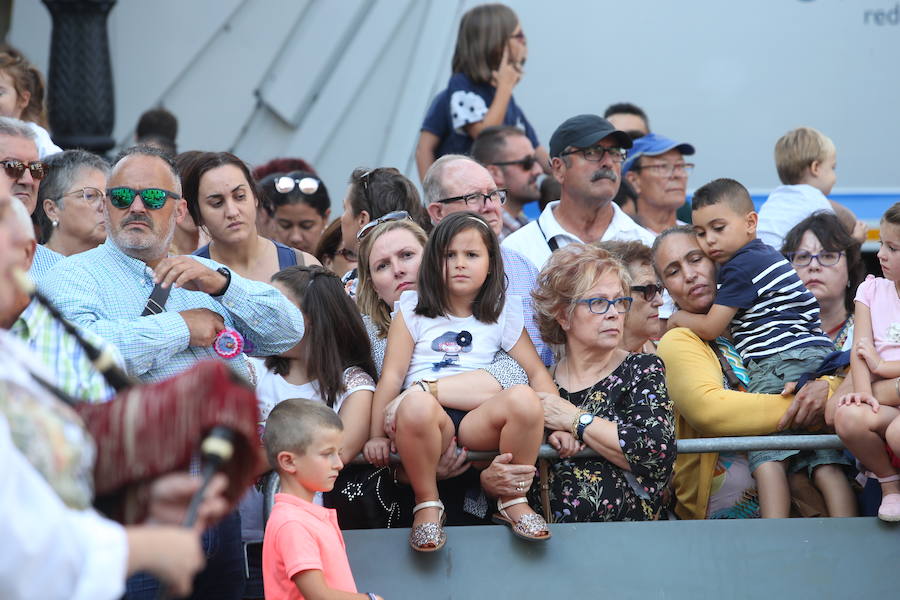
[141,283,171,316]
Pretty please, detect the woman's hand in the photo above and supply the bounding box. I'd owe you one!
[479,453,538,498]
[537,392,579,431]
[548,431,584,459]
[777,380,829,430]
[838,392,880,413]
[435,437,470,480]
[363,437,394,467]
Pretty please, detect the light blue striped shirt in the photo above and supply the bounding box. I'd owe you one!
[29,244,64,283]
[40,241,304,383]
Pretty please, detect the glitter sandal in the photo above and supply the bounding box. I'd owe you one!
[492,497,551,541]
[409,500,446,552]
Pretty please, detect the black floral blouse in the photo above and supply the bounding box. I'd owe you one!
[534,353,675,522]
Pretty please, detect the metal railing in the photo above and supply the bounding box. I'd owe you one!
[346,434,845,464]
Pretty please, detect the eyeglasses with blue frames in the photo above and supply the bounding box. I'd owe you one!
[437,189,507,208]
[559,146,627,163]
[630,282,664,302]
[574,296,633,314]
[786,250,844,267]
[356,210,412,240]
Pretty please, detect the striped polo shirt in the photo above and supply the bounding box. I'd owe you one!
[715,239,832,362]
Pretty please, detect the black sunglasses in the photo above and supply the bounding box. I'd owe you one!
[630,283,664,302]
[2,159,49,180]
[491,155,538,171]
[108,187,181,210]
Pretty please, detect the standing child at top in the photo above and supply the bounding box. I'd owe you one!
[835,202,900,521]
[757,126,864,249]
[364,211,554,551]
[414,3,548,181]
[669,178,855,519]
[0,45,61,157]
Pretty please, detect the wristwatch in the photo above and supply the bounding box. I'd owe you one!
[415,378,439,398]
[575,412,594,442]
[212,266,231,297]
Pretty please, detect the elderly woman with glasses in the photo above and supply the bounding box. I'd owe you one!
[34,149,109,257]
[781,211,866,351]
[597,240,665,354]
[532,243,675,522]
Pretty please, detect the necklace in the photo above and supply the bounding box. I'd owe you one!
[556,357,602,407]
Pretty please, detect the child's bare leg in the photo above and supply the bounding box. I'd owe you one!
[811,464,857,517]
[457,385,543,522]
[394,391,455,526]
[754,460,791,518]
[835,404,900,497]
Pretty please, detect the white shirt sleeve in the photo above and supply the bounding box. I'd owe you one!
[0,414,128,600]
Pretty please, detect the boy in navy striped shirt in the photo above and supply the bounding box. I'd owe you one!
[668,178,852,518]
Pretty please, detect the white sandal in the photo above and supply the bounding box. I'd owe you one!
[409,500,446,552]
[492,497,551,541]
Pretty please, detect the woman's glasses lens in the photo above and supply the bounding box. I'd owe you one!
[632,283,663,302]
[788,251,842,267]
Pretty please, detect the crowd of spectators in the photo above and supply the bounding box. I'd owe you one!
[2,3,899,600]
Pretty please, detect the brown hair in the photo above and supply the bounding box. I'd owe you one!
[596,240,653,271]
[347,167,430,231]
[451,3,519,85]
[415,212,505,322]
[883,202,900,228]
[781,211,865,314]
[356,219,428,337]
[267,266,376,408]
[532,244,631,346]
[774,127,835,185]
[0,46,47,127]
[179,152,259,227]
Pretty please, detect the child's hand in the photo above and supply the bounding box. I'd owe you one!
[837,392,880,413]
[855,337,882,374]
[363,437,394,467]
[547,431,584,459]
[851,220,868,244]
[491,46,521,89]
[383,394,406,439]
[666,310,682,331]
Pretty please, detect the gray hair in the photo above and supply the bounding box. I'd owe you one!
[422,154,476,205]
[0,116,36,141]
[8,196,35,241]
[39,149,110,207]
[35,150,110,242]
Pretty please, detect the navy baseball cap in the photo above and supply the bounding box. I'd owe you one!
[549,114,633,158]
[622,132,695,176]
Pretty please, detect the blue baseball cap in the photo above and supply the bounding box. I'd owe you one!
[622,133,696,177]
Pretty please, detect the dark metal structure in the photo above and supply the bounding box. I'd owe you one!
[42,0,116,154]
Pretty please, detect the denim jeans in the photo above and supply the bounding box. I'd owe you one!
[125,510,245,600]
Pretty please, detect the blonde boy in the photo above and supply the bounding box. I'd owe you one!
[262,398,383,600]
[758,126,864,248]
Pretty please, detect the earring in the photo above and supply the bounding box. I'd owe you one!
[52,220,59,227]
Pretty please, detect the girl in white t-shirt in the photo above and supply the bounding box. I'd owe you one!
[365,212,556,551]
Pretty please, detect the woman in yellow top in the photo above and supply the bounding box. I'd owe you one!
[653,226,859,519]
